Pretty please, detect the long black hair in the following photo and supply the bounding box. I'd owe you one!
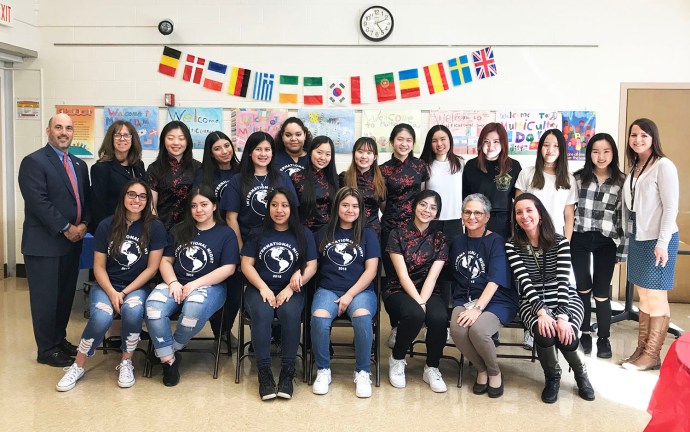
[171,185,224,249]
[420,125,463,174]
[510,192,557,252]
[531,129,571,190]
[108,179,157,257]
[260,187,308,273]
[201,131,239,187]
[238,131,280,198]
[298,136,339,222]
[320,187,365,252]
[575,132,625,187]
[154,120,195,171]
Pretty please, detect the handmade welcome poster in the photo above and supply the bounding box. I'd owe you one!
[104,106,159,151]
[361,110,423,153]
[496,111,563,155]
[55,105,95,158]
[562,111,596,161]
[297,109,356,153]
[428,110,495,155]
[167,107,223,149]
[232,109,288,151]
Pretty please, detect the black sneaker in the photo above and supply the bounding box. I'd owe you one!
[596,337,612,359]
[162,354,181,387]
[277,366,295,399]
[580,333,592,354]
[258,367,277,401]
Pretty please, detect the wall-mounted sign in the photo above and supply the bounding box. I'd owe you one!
[0,3,13,27]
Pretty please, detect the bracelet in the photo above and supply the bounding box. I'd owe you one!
[167,280,178,286]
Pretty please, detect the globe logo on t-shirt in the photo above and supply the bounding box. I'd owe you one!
[178,245,209,274]
[112,240,142,268]
[281,164,303,177]
[455,252,483,282]
[264,246,295,274]
[216,180,230,200]
[250,187,269,216]
[325,242,357,267]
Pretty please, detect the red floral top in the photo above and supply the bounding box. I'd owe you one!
[339,169,383,237]
[146,156,201,230]
[291,169,332,232]
[380,156,429,233]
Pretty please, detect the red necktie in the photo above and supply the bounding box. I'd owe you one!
[63,152,81,225]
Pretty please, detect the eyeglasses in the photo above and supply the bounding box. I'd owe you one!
[115,133,133,140]
[462,210,485,218]
[126,191,148,201]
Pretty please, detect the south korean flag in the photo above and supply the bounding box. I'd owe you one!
[327,78,350,106]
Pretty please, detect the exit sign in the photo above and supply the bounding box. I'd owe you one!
[0,2,12,27]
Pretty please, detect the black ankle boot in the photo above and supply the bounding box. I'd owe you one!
[580,333,592,354]
[536,343,561,404]
[596,337,612,359]
[258,367,277,401]
[277,366,295,399]
[561,348,595,401]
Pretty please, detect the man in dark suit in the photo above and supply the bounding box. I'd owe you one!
[18,113,91,367]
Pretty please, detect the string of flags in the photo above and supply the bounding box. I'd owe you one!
[158,46,497,106]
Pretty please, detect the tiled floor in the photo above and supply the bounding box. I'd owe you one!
[1,276,687,431]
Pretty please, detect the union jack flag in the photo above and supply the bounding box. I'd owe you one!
[472,47,497,80]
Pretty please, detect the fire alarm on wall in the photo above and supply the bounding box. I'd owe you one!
[165,93,175,107]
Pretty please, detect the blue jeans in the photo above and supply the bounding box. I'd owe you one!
[145,282,226,358]
[78,282,150,357]
[244,285,304,369]
[310,288,377,372]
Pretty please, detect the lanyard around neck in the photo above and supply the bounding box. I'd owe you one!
[629,156,652,210]
[463,228,487,301]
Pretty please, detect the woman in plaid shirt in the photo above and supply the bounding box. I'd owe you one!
[571,133,626,359]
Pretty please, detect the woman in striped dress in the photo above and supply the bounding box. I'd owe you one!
[505,193,594,404]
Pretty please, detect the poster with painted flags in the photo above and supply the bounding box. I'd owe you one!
[374,72,396,102]
[167,107,222,149]
[473,47,497,80]
[361,110,423,153]
[232,109,288,151]
[327,78,349,106]
[158,46,182,77]
[252,72,275,101]
[182,54,206,84]
[203,61,227,92]
[303,77,324,105]
[297,109,355,153]
[104,105,159,151]
[428,110,495,155]
[497,111,562,154]
[279,75,299,104]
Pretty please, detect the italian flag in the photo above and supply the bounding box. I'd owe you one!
[303,77,324,105]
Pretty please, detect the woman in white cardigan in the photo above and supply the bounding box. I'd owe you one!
[620,118,679,372]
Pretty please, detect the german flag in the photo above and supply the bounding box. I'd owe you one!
[228,67,251,97]
[158,46,181,77]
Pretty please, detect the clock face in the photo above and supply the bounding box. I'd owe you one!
[360,6,394,42]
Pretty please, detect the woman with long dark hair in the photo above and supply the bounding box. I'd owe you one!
[506,193,594,404]
[273,117,312,176]
[621,118,679,372]
[571,133,626,358]
[57,180,166,391]
[311,187,380,398]
[145,186,239,387]
[241,188,318,401]
[290,135,339,232]
[146,121,201,230]
[194,131,240,205]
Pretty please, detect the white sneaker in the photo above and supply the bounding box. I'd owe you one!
[354,370,372,398]
[387,327,398,349]
[523,330,534,350]
[423,365,448,393]
[56,363,85,392]
[312,368,332,395]
[117,359,135,388]
[388,355,407,388]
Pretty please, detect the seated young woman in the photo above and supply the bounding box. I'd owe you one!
[311,187,380,398]
[241,187,318,401]
[57,180,166,391]
[384,190,449,393]
[448,193,517,399]
[145,186,239,387]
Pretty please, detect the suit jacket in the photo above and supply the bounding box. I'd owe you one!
[18,144,91,257]
[89,159,145,233]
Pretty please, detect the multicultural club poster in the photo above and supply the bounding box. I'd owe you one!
[496,111,563,155]
[232,109,288,151]
[167,107,222,149]
[428,110,495,155]
[297,109,356,154]
[562,111,596,161]
[104,106,159,151]
[361,110,423,153]
[55,105,95,158]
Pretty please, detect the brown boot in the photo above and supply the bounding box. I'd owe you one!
[622,316,670,371]
[619,310,650,365]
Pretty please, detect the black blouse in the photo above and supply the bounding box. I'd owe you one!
[380,156,429,233]
[89,159,146,233]
[339,169,383,237]
[146,156,201,231]
[291,169,332,232]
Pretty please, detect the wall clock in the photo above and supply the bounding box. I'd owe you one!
[360,6,394,42]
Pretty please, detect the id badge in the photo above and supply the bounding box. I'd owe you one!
[463,300,476,310]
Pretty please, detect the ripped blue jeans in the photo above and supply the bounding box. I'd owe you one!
[78,282,150,357]
[145,282,226,358]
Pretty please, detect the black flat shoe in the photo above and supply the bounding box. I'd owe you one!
[472,380,488,395]
[488,375,504,398]
[580,334,592,355]
[59,339,78,357]
[596,338,612,359]
[37,351,74,367]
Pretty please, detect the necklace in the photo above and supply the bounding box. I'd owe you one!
[254,174,267,186]
[543,162,556,168]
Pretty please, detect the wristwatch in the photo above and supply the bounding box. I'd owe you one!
[473,304,484,312]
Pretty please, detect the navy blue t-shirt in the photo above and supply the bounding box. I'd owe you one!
[273,150,308,177]
[94,217,168,287]
[219,171,298,241]
[241,227,317,292]
[193,168,236,201]
[164,224,240,285]
[448,232,518,325]
[316,227,380,294]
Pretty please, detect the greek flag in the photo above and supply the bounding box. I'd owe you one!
[252,72,275,101]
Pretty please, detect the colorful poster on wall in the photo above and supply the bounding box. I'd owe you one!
[104,106,159,151]
[361,110,423,153]
[167,107,222,149]
[428,110,495,155]
[297,109,356,154]
[16,98,40,120]
[496,111,563,155]
[232,109,288,151]
[562,111,596,161]
[55,105,95,158]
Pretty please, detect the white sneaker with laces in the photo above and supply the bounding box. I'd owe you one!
[423,365,448,393]
[56,363,85,392]
[523,330,534,350]
[312,368,331,395]
[354,370,372,398]
[117,359,135,388]
[388,355,407,388]
[387,327,397,349]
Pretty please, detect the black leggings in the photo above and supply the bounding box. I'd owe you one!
[532,322,579,352]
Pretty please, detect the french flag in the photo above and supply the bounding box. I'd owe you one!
[203,61,227,92]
